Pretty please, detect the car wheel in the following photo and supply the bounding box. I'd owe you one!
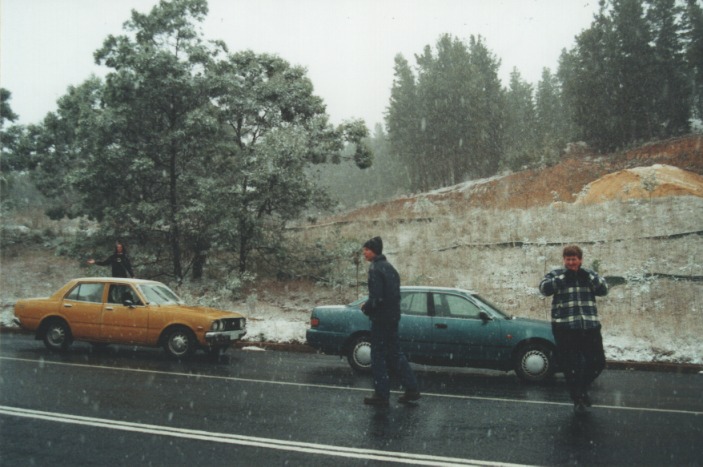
[347,334,372,372]
[43,319,72,352]
[514,343,555,382]
[163,327,197,359]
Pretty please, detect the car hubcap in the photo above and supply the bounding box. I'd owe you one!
[522,350,548,376]
[49,326,65,345]
[170,334,188,355]
[354,341,372,367]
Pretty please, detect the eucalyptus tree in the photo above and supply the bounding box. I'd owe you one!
[311,123,406,209]
[31,0,371,280]
[27,78,105,219]
[0,88,17,127]
[204,50,371,273]
[74,0,225,279]
[0,88,20,172]
[0,88,19,211]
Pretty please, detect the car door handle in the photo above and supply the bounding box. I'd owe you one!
[435,323,448,329]
[63,304,72,308]
[105,307,114,311]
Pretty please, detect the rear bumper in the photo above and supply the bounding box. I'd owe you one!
[305,329,345,355]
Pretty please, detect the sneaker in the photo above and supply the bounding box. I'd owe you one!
[364,394,390,406]
[398,391,421,404]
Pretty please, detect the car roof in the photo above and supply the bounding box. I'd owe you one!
[71,277,163,286]
[400,285,477,295]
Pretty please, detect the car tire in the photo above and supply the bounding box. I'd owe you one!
[163,327,197,359]
[347,334,372,372]
[42,319,72,352]
[514,342,555,382]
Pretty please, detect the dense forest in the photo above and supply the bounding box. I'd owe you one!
[1,0,702,285]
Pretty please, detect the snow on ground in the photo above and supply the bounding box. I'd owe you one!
[603,332,702,365]
[3,300,701,366]
[240,301,310,345]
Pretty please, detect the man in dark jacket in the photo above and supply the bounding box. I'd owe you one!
[361,236,420,407]
[87,240,135,278]
[540,244,608,414]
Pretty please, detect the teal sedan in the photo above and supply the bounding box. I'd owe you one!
[306,286,558,382]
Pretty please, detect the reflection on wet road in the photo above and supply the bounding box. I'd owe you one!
[1,333,701,466]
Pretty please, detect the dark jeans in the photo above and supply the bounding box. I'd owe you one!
[370,320,419,399]
[552,324,606,401]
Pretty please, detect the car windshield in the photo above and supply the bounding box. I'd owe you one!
[138,283,183,305]
[473,294,510,319]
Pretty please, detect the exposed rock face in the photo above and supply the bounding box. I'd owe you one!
[575,164,703,204]
[312,134,703,225]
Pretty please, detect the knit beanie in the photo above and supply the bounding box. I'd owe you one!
[363,236,383,255]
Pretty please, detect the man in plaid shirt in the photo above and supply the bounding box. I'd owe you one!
[540,244,609,413]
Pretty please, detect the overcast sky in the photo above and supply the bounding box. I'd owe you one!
[1,0,599,128]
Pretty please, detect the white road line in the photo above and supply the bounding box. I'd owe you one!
[1,356,701,416]
[0,405,532,467]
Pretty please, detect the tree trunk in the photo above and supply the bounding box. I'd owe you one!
[192,253,206,280]
[169,150,182,279]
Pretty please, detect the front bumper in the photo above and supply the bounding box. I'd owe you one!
[205,329,247,344]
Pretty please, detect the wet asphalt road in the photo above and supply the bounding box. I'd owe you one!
[1,332,701,466]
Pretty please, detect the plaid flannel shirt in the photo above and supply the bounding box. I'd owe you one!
[539,267,608,330]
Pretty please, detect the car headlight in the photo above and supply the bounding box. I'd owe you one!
[211,320,222,331]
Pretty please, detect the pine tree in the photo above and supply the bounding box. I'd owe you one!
[610,0,658,143]
[535,68,573,164]
[386,54,425,191]
[647,0,691,137]
[684,0,703,122]
[503,69,538,171]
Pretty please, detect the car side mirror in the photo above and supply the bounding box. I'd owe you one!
[479,311,493,322]
[123,299,135,308]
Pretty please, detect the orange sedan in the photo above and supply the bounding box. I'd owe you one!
[13,277,247,359]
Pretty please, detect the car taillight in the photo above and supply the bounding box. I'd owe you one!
[310,317,320,328]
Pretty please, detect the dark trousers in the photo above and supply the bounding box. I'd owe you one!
[370,320,418,399]
[552,325,605,401]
